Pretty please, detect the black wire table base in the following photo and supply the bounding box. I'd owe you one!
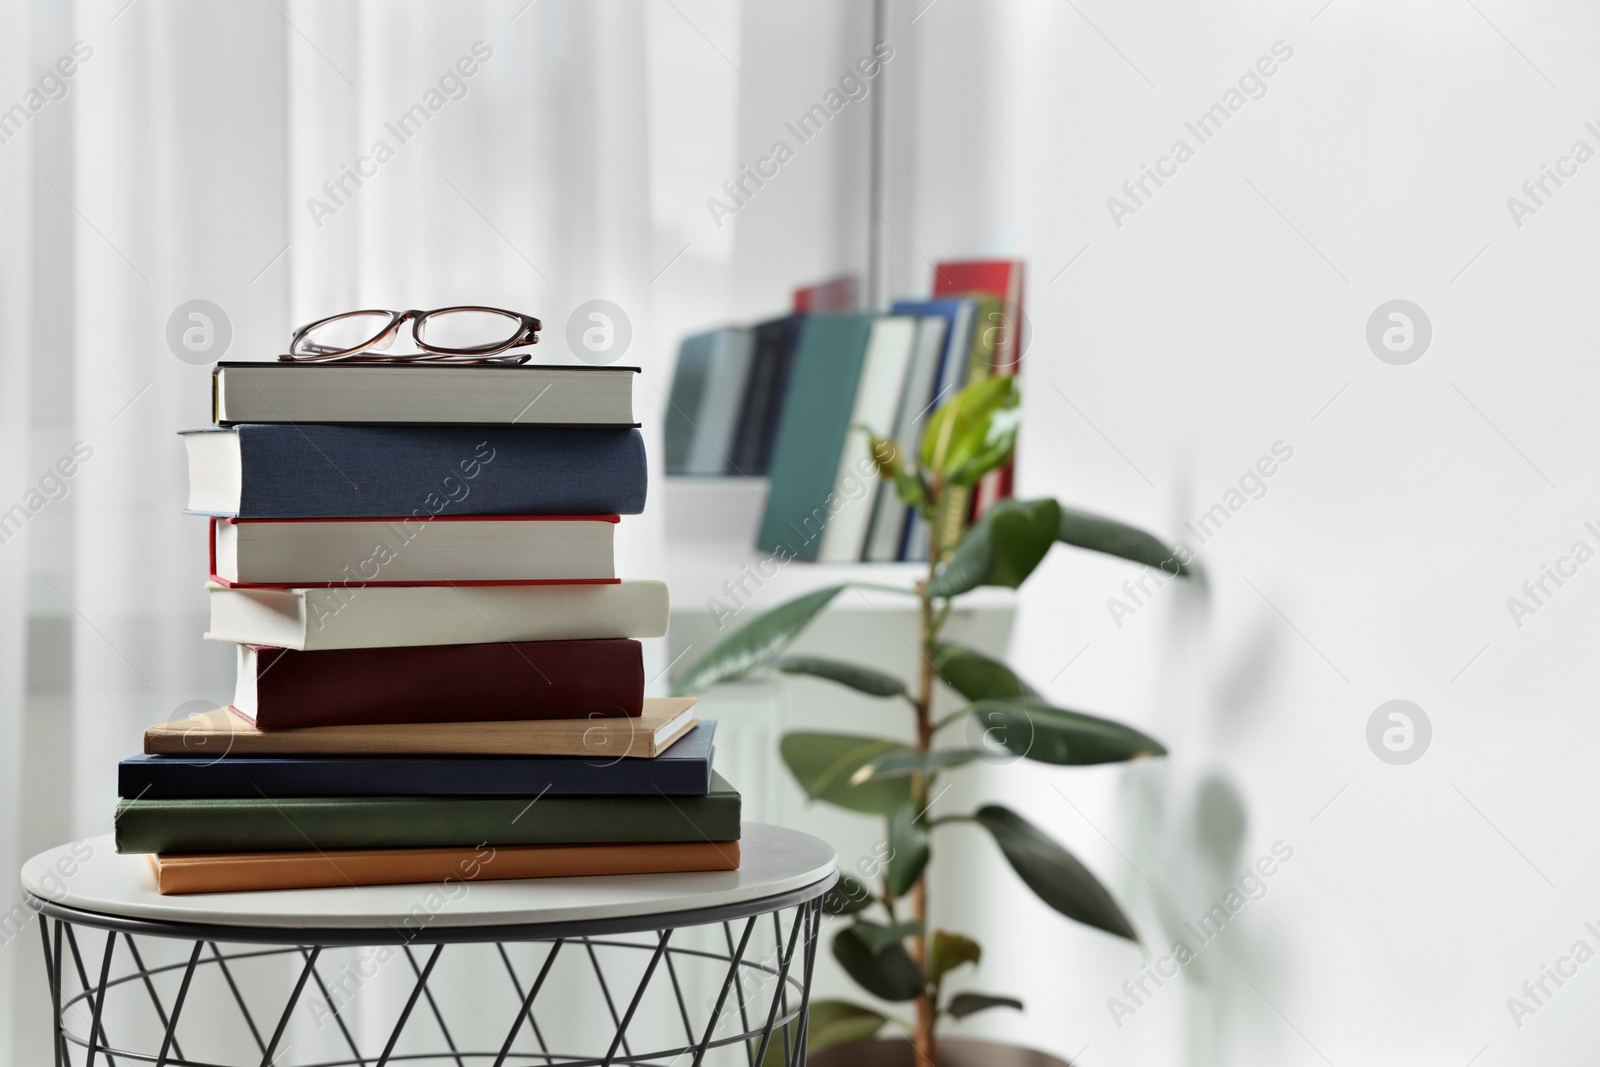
[28,888,827,1067]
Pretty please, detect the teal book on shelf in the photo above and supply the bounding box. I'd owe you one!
[683,327,755,475]
[664,331,715,474]
[756,314,874,561]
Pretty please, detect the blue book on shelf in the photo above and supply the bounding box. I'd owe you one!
[181,423,647,517]
[119,721,717,799]
[889,298,978,560]
[889,298,977,411]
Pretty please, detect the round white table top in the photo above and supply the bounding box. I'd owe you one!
[21,822,835,932]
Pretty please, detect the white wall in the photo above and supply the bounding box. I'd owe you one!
[948,1,1600,1064]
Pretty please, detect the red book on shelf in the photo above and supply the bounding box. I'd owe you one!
[232,639,645,729]
[792,274,859,313]
[932,259,1025,517]
[208,515,620,588]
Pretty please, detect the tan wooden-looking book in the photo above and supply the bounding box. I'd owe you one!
[148,839,740,894]
[145,698,697,758]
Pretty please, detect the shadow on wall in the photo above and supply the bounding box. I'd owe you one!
[1115,572,1297,1060]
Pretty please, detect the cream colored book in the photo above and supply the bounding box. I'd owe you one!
[145,698,698,758]
[204,579,669,651]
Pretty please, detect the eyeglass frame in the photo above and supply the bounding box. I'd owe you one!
[282,306,542,363]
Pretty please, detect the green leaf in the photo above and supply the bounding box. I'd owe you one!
[850,748,982,785]
[833,925,925,1001]
[920,376,1017,479]
[853,919,923,951]
[822,874,876,916]
[926,518,992,598]
[779,732,915,814]
[774,656,907,698]
[810,999,892,1047]
[933,643,1035,702]
[1058,505,1191,578]
[928,930,981,986]
[985,498,1061,586]
[944,398,1020,487]
[970,805,1138,941]
[760,1000,888,1065]
[945,992,1024,1019]
[885,801,930,898]
[672,586,845,695]
[969,699,1167,765]
[926,498,1060,598]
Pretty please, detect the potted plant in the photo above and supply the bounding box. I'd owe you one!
[673,376,1195,1066]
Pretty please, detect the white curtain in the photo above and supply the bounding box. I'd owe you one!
[1,1,677,1060]
[0,0,36,1053]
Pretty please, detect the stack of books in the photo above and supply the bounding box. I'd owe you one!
[663,258,1025,562]
[114,359,742,894]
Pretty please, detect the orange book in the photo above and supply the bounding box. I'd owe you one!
[148,840,741,895]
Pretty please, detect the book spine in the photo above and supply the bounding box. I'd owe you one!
[115,792,741,853]
[231,424,647,518]
[729,334,782,475]
[755,321,802,473]
[120,756,710,797]
[156,841,741,894]
[756,316,874,562]
[250,639,644,728]
[664,336,713,474]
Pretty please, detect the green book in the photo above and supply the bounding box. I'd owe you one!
[115,773,742,854]
[756,314,875,561]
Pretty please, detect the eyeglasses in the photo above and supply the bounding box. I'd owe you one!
[281,307,541,363]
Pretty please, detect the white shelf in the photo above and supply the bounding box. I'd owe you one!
[662,478,1016,613]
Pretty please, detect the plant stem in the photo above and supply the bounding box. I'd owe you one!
[910,524,942,1065]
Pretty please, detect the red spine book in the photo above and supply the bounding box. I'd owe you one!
[234,639,644,729]
[932,259,1025,518]
[792,274,859,312]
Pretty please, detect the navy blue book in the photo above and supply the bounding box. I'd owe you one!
[181,423,647,517]
[729,314,803,475]
[119,721,716,799]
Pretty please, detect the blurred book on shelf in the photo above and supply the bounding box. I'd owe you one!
[791,274,858,312]
[663,259,1025,563]
[933,260,1026,518]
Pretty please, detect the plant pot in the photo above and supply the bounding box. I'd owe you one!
[807,1037,1071,1067]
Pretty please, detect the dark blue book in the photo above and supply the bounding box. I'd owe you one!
[181,423,647,517]
[119,721,716,799]
[729,314,803,476]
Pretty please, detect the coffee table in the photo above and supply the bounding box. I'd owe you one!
[21,821,837,1067]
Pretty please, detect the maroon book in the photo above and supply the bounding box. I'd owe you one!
[232,639,644,729]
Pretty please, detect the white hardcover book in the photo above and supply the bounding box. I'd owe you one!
[865,316,949,562]
[213,363,637,425]
[817,316,918,563]
[205,579,670,651]
[683,328,756,475]
[211,516,616,586]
